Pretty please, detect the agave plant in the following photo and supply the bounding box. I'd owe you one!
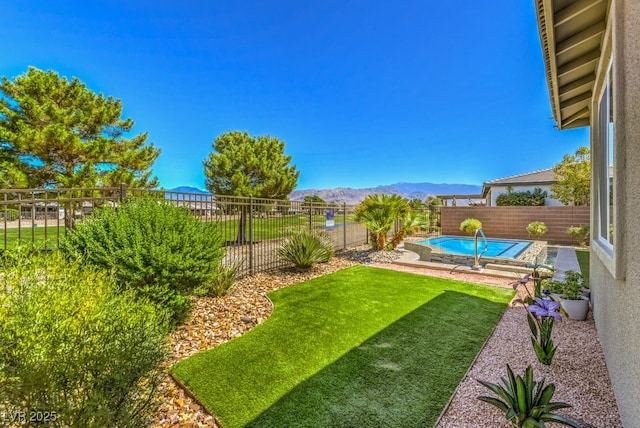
[478,365,581,427]
[278,229,334,270]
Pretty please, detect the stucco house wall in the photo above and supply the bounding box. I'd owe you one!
[588,2,640,426]
[535,1,640,425]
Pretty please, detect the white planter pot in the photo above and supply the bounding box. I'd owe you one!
[561,298,589,321]
[548,293,563,302]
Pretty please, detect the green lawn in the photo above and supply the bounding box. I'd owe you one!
[171,266,514,427]
[2,225,65,249]
[217,214,347,242]
[576,249,590,287]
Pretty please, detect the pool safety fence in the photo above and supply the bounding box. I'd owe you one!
[0,186,371,277]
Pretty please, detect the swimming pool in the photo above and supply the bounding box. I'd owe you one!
[416,236,533,259]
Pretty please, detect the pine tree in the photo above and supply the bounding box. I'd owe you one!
[0,67,160,189]
[203,131,299,242]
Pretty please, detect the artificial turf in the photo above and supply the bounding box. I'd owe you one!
[576,249,590,287]
[171,265,514,427]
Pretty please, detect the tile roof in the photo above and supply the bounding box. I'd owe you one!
[484,168,556,185]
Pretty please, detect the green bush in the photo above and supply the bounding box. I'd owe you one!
[527,221,548,238]
[60,198,224,323]
[567,224,590,246]
[278,229,334,270]
[460,218,482,236]
[0,250,168,427]
[496,187,547,206]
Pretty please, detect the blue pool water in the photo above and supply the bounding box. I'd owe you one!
[417,236,533,259]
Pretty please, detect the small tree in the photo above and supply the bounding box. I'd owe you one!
[302,195,326,215]
[551,146,591,206]
[527,221,548,238]
[353,194,410,250]
[567,224,590,246]
[460,218,482,236]
[203,131,299,242]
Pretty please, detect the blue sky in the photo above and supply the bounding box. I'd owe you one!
[1,1,588,191]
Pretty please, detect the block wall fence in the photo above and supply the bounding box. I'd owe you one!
[440,206,590,246]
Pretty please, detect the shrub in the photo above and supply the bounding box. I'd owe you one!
[496,187,547,206]
[527,221,548,238]
[195,259,242,297]
[567,224,590,246]
[278,229,334,270]
[0,250,168,427]
[460,218,482,236]
[60,198,224,324]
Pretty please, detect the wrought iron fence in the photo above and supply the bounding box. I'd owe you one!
[0,186,372,277]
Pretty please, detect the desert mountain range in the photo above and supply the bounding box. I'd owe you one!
[170,182,482,205]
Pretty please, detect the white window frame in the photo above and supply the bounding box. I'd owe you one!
[595,65,614,254]
[590,6,618,278]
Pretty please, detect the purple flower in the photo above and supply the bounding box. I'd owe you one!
[528,297,562,320]
[510,274,531,290]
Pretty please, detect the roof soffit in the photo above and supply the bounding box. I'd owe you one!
[535,0,608,129]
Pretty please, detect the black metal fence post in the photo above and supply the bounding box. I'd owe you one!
[119,183,127,202]
[343,203,347,250]
[249,196,254,275]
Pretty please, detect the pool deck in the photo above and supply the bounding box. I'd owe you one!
[395,243,581,281]
[403,237,546,273]
[393,245,525,280]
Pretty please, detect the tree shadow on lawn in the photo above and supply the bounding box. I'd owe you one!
[244,291,507,428]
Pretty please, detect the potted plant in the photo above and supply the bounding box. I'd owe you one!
[543,270,589,320]
[541,278,564,303]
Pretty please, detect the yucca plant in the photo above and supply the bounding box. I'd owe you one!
[278,229,334,270]
[478,365,581,427]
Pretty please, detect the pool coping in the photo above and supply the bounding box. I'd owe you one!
[403,236,547,271]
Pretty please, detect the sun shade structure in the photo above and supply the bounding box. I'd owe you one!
[535,0,608,129]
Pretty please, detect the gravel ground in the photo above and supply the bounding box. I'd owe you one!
[150,247,622,427]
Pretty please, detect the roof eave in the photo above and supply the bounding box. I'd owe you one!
[536,0,563,129]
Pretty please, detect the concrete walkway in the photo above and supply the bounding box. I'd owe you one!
[552,246,582,281]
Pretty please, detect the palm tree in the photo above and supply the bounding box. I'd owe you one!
[353,194,411,250]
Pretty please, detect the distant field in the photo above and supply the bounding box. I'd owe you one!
[1,225,66,248]
[1,214,351,248]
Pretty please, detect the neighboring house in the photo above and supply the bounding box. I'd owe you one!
[535,1,640,426]
[435,194,486,207]
[481,168,562,206]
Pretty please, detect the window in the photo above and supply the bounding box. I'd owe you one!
[596,65,614,250]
